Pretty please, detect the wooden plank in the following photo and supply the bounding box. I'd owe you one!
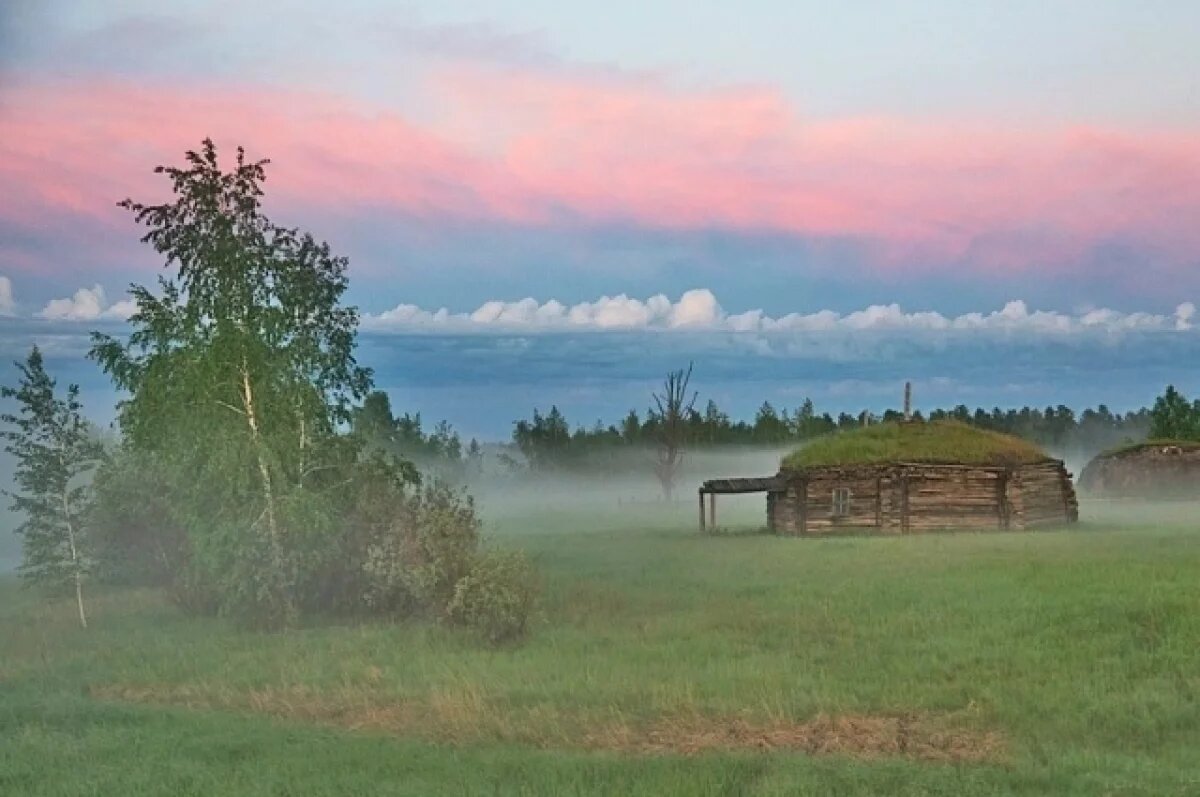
[798,479,808,535]
[878,472,888,528]
[700,477,784,494]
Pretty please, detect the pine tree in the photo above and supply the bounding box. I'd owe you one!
[1150,385,1200,440]
[1,347,104,628]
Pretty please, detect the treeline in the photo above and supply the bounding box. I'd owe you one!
[352,391,484,482]
[507,399,1155,473]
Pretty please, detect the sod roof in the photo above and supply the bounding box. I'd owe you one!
[782,420,1049,470]
[1094,438,1200,458]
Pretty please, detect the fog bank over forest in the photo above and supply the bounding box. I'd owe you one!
[0,359,1163,573]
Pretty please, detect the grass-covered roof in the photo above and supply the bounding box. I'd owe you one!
[782,420,1048,470]
[1095,438,1200,458]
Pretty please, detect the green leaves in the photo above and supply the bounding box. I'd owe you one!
[1149,385,1200,441]
[91,139,374,628]
[81,139,533,642]
[1,347,104,625]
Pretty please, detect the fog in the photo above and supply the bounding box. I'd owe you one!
[0,452,17,571]
[471,446,791,536]
[1,440,1195,576]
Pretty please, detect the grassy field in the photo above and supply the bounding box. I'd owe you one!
[3,496,1200,795]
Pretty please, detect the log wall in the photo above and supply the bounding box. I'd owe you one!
[768,459,1077,535]
[1006,460,1079,528]
[901,465,1007,532]
[1079,446,1200,498]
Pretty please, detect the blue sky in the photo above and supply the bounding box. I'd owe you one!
[2,1,1199,438]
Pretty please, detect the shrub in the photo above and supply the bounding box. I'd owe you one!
[448,549,539,645]
[82,437,541,644]
[89,448,190,587]
[165,561,220,616]
[361,479,480,618]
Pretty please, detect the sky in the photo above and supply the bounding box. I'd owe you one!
[1,1,1199,439]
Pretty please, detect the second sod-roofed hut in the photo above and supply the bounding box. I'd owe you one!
[768,421,1079,535]
[1078,440,1200,498]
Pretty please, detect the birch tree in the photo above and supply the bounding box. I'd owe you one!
[90,139,371,628]
[1,347,104,628]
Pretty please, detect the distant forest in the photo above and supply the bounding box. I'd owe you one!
[505,400,1152,472]
[354,388,1200,477]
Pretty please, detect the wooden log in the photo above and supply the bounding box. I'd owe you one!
[798,479,808,535]
[878,472,888,528]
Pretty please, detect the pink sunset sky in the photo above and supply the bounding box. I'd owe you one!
[1,0,1199,318]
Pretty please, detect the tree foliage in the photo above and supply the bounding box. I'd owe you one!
[89,140,375,627]
[84,140,535,638]
[1149,385,1200,440]
[1,347,105,627]
[89,446,188,588]
[352,390,480,482]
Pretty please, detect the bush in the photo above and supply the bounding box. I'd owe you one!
[166,561,220,616]
[84,439,541,644]
[448,549,539,645]
[361,479,480,618]
[89,449,190,587]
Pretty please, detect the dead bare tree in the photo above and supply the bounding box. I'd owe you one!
[650,362,698,502]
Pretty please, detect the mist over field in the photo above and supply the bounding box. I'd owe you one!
[0,415,1149,575]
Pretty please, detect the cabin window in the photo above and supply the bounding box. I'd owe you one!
[832,487,851,518]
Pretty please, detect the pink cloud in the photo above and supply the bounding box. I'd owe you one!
[2,70,1198,280]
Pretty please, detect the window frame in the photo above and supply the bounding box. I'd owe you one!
[831,487,851,518]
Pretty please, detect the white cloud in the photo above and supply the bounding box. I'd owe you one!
[38,285,136,322]
[1175,302,1196,331]
[377,288,725,331]
[0,276,15,316]
[364,289,1197,339]
[20,283,1198,342]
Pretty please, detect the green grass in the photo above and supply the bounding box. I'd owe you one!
[783,421,1049,470]
[4,499,1200,795]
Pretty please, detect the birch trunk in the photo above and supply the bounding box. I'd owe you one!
[61,490,87,629]
[240,358,281,548]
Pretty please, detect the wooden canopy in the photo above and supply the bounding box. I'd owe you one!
[700,477,784,494]
[698,476,784,531]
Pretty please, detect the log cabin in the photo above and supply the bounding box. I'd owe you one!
[702,420,1079,535]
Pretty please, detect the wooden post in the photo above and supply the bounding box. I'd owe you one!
[797,480,808,535]
[709,492,717,530]
[997,470,1011,530]
[698,490,706,532]
[878,475,888,525]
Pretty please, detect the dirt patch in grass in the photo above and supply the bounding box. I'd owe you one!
[589,712,1004,763]
[91,683,1004,764]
